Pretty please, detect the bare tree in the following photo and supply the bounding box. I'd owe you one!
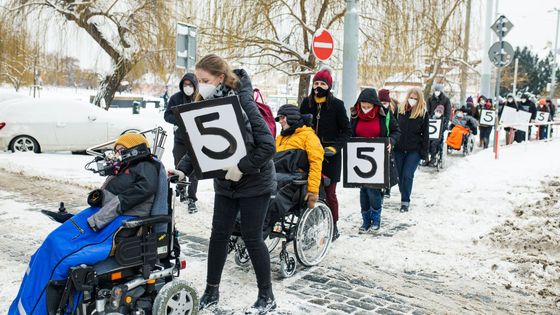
[190,0,346,103]
[5,0,175,109]
[0,14,37,91]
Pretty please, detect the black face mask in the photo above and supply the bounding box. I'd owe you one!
[314,87,329,97]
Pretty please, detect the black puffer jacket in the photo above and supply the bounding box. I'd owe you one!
[300,94,351,182]
[428,92,452,127]
[394,110,430,160]
[87,158,159,231]
[164,73,198,143]
[518,94,537,120]
[178,69,276,199]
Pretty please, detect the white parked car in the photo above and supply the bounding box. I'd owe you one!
[0,98,156,153]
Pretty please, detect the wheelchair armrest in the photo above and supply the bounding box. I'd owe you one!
[121,215,171,229]
[292,179,307,186]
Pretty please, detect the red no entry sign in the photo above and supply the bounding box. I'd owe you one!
[312,28,334,61]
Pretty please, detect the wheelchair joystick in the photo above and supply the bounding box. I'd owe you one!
[59,202,67,213]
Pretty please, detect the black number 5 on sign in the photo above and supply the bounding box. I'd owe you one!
[343,138,389,189]
[172,96,249,179]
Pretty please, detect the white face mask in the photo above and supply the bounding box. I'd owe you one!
[184,85,194,96]
[479,100,485,105]
[408,98,418,106]
[361,107,373,114]
[434,112,442,118]
[508,98,514,103]
[434,91,441,97]
[521,98,527,103]
[198,83,217,99]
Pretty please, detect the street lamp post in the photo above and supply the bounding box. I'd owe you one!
[549,8,560,101]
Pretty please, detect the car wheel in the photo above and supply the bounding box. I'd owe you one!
[10,135,40,153]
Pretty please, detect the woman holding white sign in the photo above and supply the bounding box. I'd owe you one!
[476,95,494,149]
[394,88,429,213]
[175,54,277,313]
[350,88,400,233]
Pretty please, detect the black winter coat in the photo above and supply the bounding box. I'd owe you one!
[164,73,197,143]
[428,93,452,127]
[394,110,430,160]
[300,94,351,182]
[178,69,276,199]
[519,100,537,120]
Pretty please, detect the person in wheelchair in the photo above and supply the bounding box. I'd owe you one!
[9,133,162,315]
[269,104,324,226]
[446,108,479,152]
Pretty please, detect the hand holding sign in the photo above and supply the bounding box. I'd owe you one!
[172,96,249,179]
[343,138,389,189]
[479,109,496,126]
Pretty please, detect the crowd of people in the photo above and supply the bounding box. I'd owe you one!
[11,51,558,315]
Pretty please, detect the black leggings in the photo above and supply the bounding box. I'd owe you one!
[207,193,271,289]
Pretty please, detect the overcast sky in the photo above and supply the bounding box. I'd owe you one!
[45,0,560,72]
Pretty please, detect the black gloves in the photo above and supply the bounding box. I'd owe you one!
[87,189,104,207]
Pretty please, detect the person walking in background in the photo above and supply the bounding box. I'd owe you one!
[378,88,398,198]
[427,84,451,127]
[163,72,200,213]
[350,88,400,233]
[300,68,351,241]
[537,99,550,140]
[394,87,429,213]
[476,95,494,149]
[500,93,518,145]
[174,54,277,314]
[517,93,537,142]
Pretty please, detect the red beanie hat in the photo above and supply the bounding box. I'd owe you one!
[378,89,391,103]
[313,69,333,88]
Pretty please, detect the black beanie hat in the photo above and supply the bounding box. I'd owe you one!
[357,88,382,106]
[276,104,301,126]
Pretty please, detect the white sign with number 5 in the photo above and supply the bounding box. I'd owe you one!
[479,109,496,126]
[428,119,443,140]
[535,112,550,123]
[343,138,389,188]
[173,96,248,179]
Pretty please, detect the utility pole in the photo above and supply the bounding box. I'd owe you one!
[459,0,472,103]
[480,0,494,97]
[550,8,560,101]
[512,58,518,96]
[342,0,359,110]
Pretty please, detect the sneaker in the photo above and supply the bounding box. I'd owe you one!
[332,224,340,241]
[383,189,391,198]
[428,159,437,167]
[178,190,187,203]
[399,205,409,213]
[358,226,370,234]
[187,198,198,214]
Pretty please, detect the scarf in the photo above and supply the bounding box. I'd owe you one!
[358,106,380,121]
[314,96,327,104]
[280,120,304,136]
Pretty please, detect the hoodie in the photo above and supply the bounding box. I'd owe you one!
[164,73,198,142]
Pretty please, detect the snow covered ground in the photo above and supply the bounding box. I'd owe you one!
[0,137,559,313]
[1,86,559,313]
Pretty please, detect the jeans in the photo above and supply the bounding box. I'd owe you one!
[479,126,493,148]
[173,142,198,200]
[394,150,421,205]
[538,126,548,140]
[207,193,272,290]
[360,188,383,226]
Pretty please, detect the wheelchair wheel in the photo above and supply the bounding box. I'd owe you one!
[265,235,280,253]
[280,249,297,278]
[293,201,333,267]
[438,141,448,170]
[153,280,199,315]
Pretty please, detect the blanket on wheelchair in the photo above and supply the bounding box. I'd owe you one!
[446,125,470,150]
[9,207,133,315]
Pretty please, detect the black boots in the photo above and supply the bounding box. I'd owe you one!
[199,284,220,310]
[245,287,276,314]
[332,224,340,241]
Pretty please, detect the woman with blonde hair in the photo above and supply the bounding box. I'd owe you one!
[174,54,277,313]
[394,87,429,212]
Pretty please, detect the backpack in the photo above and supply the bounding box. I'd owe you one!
[253,88,277,137]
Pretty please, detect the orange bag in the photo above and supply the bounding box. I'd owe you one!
[446,125,470,150]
